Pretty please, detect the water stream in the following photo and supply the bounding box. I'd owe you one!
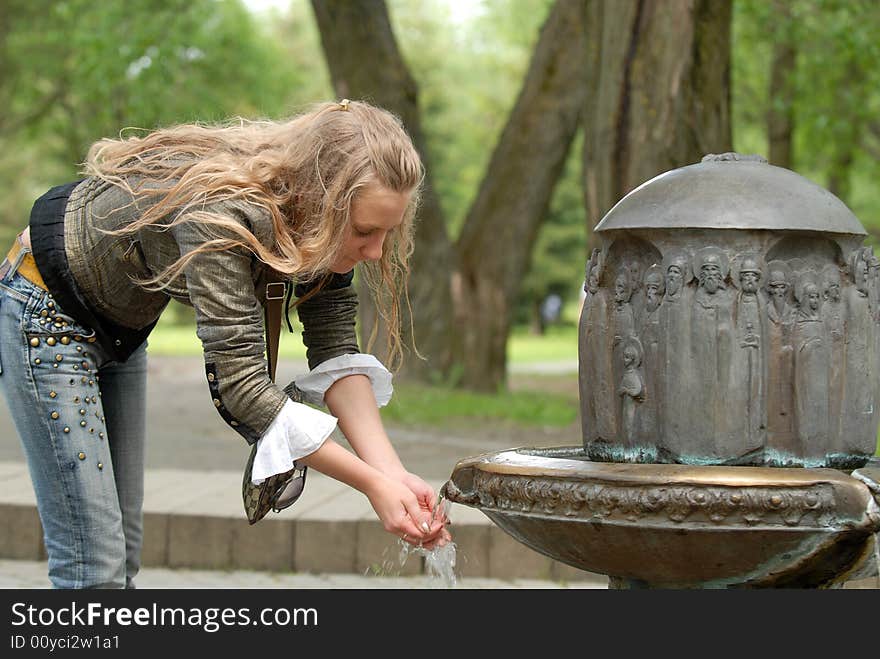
[370,496,459,588]
[403,539,458,588]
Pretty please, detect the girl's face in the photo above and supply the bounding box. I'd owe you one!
[330,184,411,274]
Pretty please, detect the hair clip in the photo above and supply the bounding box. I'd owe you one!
[338,99,351,111]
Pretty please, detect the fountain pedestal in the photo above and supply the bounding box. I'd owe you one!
[443,154,880,588]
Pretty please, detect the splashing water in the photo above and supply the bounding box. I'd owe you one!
[406,496,457,587]
[430,493,450,528]
[368,496,459,588]
[400,538,458,588]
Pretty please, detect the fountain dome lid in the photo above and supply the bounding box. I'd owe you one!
[594,153,867,236]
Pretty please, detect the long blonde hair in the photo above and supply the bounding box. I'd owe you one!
[83,100,423,367]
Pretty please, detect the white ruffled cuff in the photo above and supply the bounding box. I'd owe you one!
[251,398,336,485]
[292,353,393,408]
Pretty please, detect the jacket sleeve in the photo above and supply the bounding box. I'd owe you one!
[294,270,360,370]
[171,201,287,445]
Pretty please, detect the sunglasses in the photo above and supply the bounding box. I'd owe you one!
[269,466,308,512]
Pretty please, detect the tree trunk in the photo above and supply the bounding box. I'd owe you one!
[581,0,605,244]
[767,1,796,169]
[532,299,546,336]
[827,147,853,203]
[312,0,591,392]
[311,0,454,380]
[583,0,733,226]
[454,0,591,391]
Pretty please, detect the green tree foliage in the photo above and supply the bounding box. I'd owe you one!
[262,0,333,105]
[0,0,307,244]
[734,0,880,245]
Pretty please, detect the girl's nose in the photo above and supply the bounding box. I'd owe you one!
[362,234,384,261]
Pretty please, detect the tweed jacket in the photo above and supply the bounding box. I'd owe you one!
[34,177,359,445]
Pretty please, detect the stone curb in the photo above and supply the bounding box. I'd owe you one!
[0,503,606,584]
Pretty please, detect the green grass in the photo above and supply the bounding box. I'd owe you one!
[147,315,580,430]
[381,381,578,428]
[147,315,307,359]
[147,313,579,365]
[508,323,578,363]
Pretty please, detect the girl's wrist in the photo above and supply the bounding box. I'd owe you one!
[361,469,395,500]
[354,444,406,479]
[372,460,407,480]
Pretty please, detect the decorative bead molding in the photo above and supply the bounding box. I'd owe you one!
[446,471,838,528]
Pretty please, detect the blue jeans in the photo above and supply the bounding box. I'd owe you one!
[0,245,147,588]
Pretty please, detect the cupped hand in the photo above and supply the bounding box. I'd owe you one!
[365,473,435,546]
[395,470,451,544]
[397,471,436,510]
[416,525,453,550]
[366,472,453,548]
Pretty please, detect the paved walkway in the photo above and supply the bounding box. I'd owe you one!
[0,559,604,589]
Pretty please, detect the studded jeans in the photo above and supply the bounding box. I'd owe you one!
[0,246,147,589]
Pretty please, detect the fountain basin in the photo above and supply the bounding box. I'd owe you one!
[442,448,880,588]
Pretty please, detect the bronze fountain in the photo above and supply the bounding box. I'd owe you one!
[443,154,880,588]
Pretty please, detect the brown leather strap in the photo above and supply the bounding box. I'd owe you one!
[5,237,49,290]
[264,271,287,383]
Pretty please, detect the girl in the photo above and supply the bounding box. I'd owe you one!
[0,99,450,589]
